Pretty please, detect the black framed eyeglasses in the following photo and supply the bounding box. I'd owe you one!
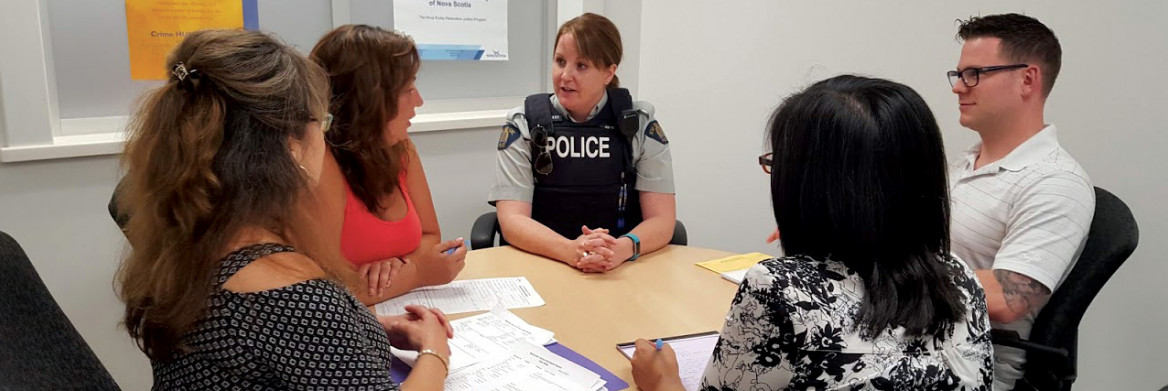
[531,125,553,175]
[947,64,1028,88]
[758,152,773,174]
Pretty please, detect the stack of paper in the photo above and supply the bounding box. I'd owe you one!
[374,277,546,316]
[446,342,606,391]
[694,252,773,284]
[392,308,555,372]
[394,309,606,391]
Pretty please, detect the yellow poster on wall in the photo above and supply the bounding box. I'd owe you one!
[125,0,257,80]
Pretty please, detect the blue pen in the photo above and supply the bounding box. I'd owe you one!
[655,338,664,351]
[444,238,468,255]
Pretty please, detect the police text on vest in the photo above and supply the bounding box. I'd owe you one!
[547,136,611,158]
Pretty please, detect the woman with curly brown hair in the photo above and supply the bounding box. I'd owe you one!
[309,25,467,304]
[117,29,451,390]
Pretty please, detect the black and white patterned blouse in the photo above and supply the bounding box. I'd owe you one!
[152,244,399,390]
[700,255,993,390]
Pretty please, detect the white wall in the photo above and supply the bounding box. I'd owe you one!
[0,155,147,389]
[636,0,1168,389]
[1,1,1165,389]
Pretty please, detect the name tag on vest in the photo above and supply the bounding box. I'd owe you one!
[546,135,611,158]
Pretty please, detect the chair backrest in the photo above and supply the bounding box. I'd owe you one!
[0,230,121,390]
[1023,187,1139,387]
[109,179,129,231]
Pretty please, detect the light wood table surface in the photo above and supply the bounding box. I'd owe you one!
[451,244,742,386]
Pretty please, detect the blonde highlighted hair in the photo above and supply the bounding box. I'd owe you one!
[117,29,341,361]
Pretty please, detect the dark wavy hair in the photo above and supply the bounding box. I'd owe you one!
[117,29,334,360]
[310,24,420,213]
[768,75,967,338]
[958,13,1062,97]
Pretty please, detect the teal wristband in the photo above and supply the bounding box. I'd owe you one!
[621,233,641,261]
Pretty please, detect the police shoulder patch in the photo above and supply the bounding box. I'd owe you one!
[645,121,668,144]
[498,124,522,150]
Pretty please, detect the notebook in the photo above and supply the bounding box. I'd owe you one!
[616,331,720,391]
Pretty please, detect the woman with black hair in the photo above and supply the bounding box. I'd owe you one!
[631,75,993,390]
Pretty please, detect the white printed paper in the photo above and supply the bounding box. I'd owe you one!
[394,0,508,60]
[373,277,545,316]
[392,308,555,372]
[721,269,749,284]
[445,341,604,391]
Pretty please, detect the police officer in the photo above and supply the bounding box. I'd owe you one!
[489,13,676,273]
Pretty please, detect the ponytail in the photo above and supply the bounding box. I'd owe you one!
[117,29,335,360]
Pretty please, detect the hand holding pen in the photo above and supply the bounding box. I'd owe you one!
[630,338,683,391]
[415,238,467,286]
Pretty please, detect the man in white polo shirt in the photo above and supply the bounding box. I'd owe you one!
[948,13,1095,390]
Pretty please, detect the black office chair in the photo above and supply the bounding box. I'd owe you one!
[991,187,1139,391]
[0,230,121,390]
[109,179,129,231]
[470,211,688,249]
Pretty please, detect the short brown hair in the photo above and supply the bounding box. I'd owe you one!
[310,25,420,213]
[958,13,1062,97]
[557,13,623,88]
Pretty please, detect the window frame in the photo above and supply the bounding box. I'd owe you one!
[0,0,564,162]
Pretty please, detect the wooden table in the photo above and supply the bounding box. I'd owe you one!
[453,244,741,386]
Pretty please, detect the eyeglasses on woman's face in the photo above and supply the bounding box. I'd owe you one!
[311,113,334,133]
[758,152,773,174]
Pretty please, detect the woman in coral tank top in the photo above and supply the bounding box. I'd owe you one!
[310,25,466,305]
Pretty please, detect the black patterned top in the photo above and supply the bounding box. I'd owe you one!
[151,244,399,390]
[700,255,993,390]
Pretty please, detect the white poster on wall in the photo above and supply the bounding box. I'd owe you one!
[394,0,509,61]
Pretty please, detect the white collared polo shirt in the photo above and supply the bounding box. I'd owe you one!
[949,124,1095,390]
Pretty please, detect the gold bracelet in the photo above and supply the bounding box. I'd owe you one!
[417,349,449,373]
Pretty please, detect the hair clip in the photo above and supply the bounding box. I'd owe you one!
[172,62,202,91]
[172,62,191,81]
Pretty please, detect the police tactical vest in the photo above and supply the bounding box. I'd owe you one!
[525,88,643,239]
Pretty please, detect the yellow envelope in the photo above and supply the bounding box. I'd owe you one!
[695,252,773,273]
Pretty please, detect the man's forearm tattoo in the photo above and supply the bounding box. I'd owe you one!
[993,269,1052,316]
